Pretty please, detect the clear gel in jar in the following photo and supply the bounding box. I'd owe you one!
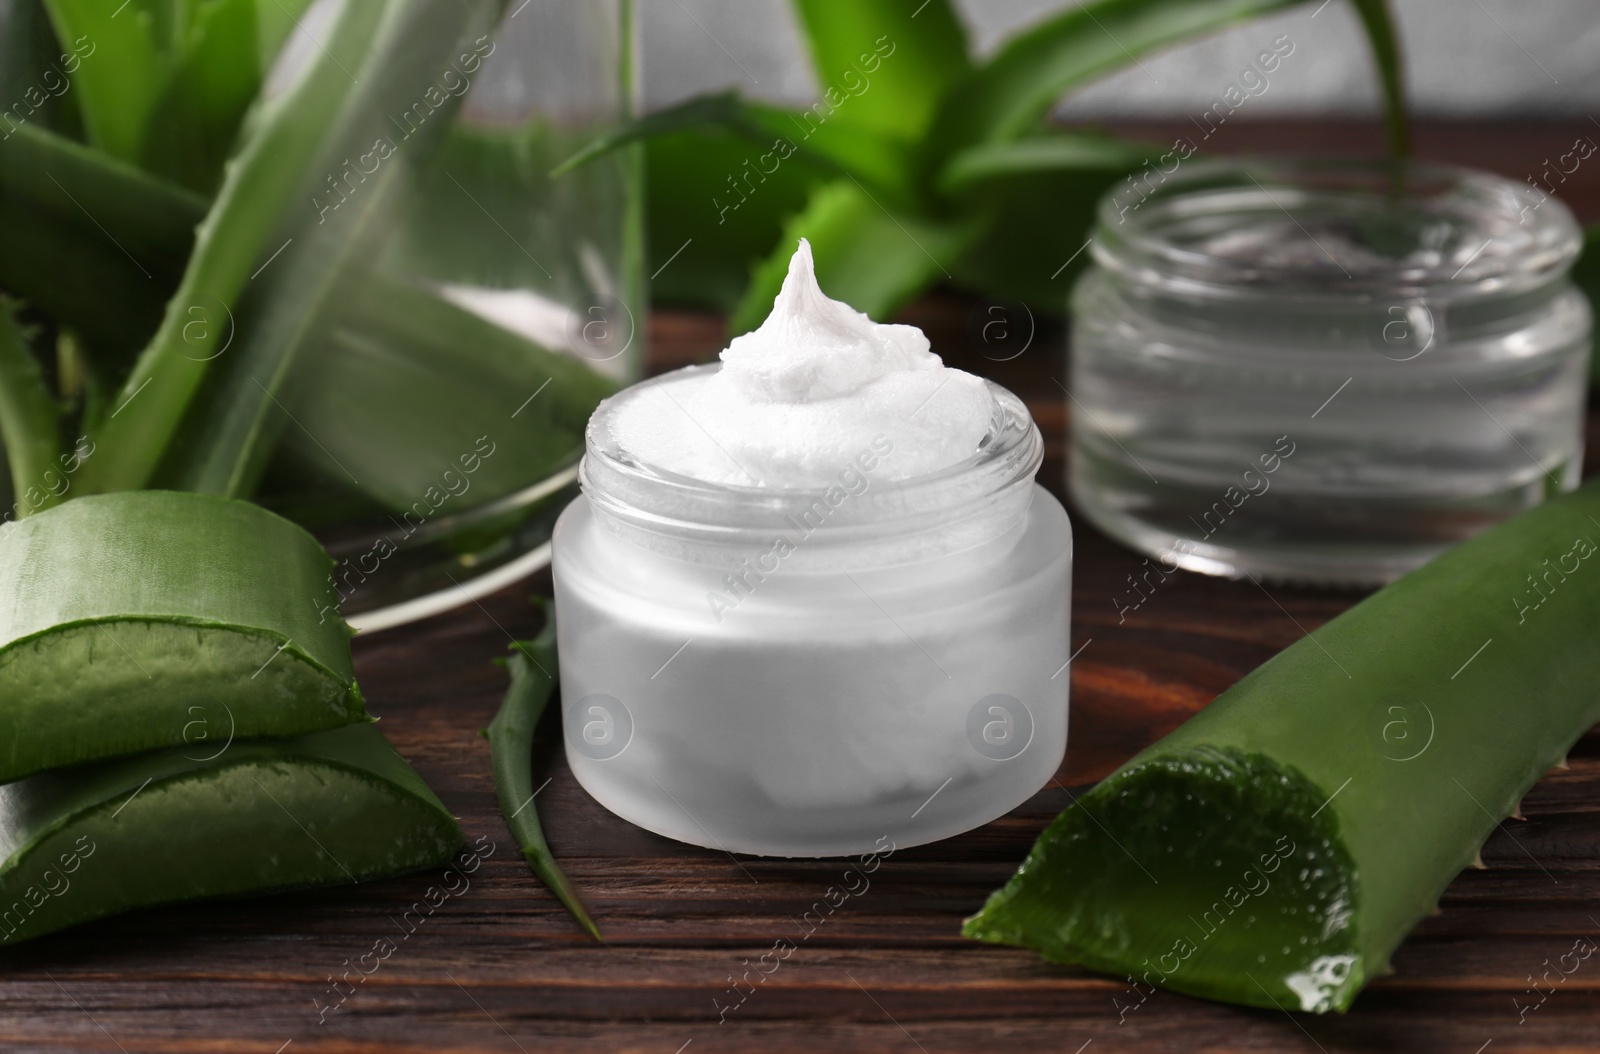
[1070,158,1591,586]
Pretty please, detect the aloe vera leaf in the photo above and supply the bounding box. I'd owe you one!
[0,301,61,516]
[553,90,740,176]
[947,164,1131,305]
[249,0,320,70]
[965,479,1600,1013]
[270,274,615,515]
[1348,0,1409,157]
[937,134,1156,305]
[728,178,979,335]
[0,122,205,302]
[0,122,205,355]
[164,186,398,499]
[167,0,507,499]
[555,91,913,202]
[0,723,462,946]
[779,115,922,203]
[929,0,1314,152]
[646,130,829,312]
[0,120,203,355]
[136,0,320,193]
[0,197,171,358]
[485,613,600,938]
[0,120,206,257]
[76,0,389,496]
[38,0,164,164]
[790,0,970,143]
[41,0,316,191]
[132,0,267,193]
[0,0,83,138]
[937,131,1156,194]
[0,490,366,783]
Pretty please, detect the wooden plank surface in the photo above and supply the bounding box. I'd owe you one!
[4,120,1600,1053]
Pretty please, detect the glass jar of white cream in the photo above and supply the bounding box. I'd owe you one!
[1070,158,1590,586]
[552,242,1071,857]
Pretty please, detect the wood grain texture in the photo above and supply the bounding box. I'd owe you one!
[3,120,1599,1053]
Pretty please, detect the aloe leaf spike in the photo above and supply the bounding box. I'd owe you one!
[485,604,602,939]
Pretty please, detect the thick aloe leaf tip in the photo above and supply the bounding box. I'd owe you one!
[964,747,1364,1013]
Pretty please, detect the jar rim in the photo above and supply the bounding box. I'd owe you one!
[1094,157,1581,302]
[579,366,1043,551]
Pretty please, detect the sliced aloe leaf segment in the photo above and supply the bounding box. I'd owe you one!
[0,723,461,945]
[965,479,1600,1013]
[0,491,365,783]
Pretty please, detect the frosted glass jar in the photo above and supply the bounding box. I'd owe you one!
[552,366,1071,857]
[1070,158,1590,586]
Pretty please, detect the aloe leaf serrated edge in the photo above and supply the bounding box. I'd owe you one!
[966,479,1600,1013]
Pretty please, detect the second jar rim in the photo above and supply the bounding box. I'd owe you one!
[1095,156,1582,305]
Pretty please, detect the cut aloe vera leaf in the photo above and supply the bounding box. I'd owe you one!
[965,479,1600,1013]
[0,490,364,783]
[0,723,461,946]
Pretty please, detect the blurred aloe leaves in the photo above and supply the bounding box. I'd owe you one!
[0,0,625,542]
[0,121,204,355]
[1347,0,1408,157]
[574,0,1410,332]
[41,0,315,193]
[77,0,411,495]
[272,272,616,514]
[158,0,510,500]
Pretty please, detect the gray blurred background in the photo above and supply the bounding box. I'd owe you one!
[640,0,1595,118]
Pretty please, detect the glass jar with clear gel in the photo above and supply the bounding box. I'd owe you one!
[1070,158,1591,586]
[551,371,1071,858]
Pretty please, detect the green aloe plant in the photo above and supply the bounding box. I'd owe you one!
[0,0,528,933]
[0,0,654,940]
[966,477,1600,1012]
[564,0,1409,329]
[0,0,623,510]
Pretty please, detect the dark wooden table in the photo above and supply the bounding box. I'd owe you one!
[4,120,1599,1053]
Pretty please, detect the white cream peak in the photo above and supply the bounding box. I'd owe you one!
[604,240,995,487]
[720,238,938,403]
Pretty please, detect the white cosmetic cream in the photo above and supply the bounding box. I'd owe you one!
[552,242,1072,856]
